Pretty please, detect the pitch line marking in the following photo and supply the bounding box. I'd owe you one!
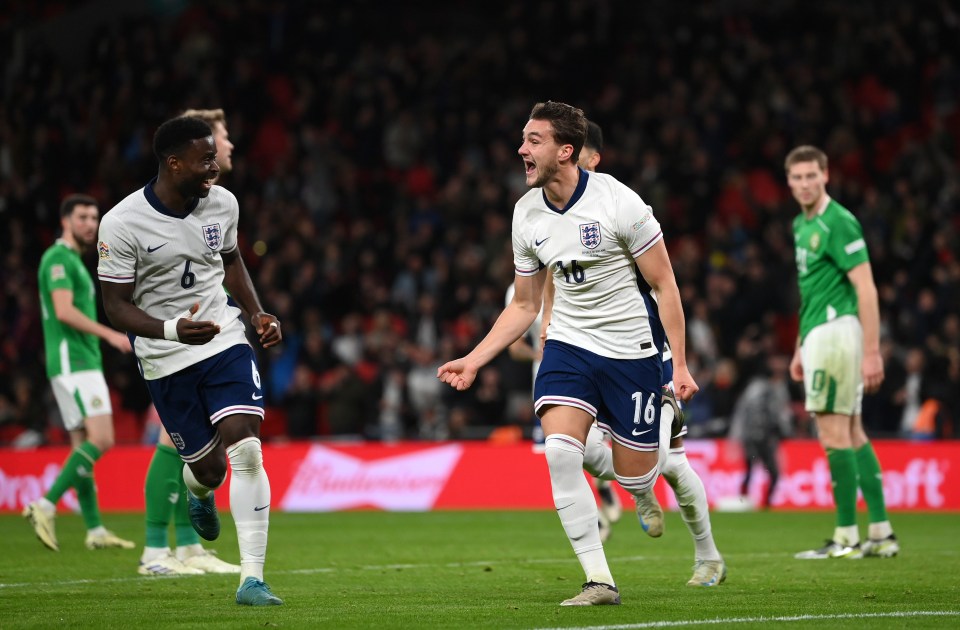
[535,610,960,630]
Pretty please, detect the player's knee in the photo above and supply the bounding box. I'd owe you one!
[616,467,659,496]
[660,447,687,481]
[544,435,584,469]
[84,415,115,452]
[227,437,263,477]
[88,435,115,453]
[582,426,612,478]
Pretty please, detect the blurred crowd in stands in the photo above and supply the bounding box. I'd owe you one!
[1,0,957,446]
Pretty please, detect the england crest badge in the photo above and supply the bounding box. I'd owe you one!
[579,222,602,249]
[202,223,222,250]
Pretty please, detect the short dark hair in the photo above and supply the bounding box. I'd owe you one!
[784,145,828,172]
[60,193,98,218]
[584,120,603,152]
[529,101,587,163]
[153,116,213,162]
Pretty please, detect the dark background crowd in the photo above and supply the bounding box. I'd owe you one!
[1,0,958,447]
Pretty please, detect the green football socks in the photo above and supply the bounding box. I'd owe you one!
[826,447,858,528]
[45,441,103,528]
[855,442,889,524]
[144,444,182,548]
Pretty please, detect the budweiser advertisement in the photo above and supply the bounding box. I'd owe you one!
[1,440,956,513]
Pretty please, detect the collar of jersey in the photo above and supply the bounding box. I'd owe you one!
[541,167,589,214]
[143,176,201,218]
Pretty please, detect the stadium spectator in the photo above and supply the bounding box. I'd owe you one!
[729,354,794,509]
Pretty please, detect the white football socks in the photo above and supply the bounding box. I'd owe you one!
[661,448,721,562]
[544,435,614,586]
[582,424,615,481]
[181,462,222,499]
[227,437,271,583]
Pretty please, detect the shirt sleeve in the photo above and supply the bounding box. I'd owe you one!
[618,186,662,257]
[828,212,869,272]
[96,213,137,284]
[43,249,75,292]
[512,206,541,277]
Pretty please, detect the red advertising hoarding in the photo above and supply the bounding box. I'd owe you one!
[0,439,955,513]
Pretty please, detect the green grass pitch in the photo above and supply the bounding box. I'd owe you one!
[2,510,958,628]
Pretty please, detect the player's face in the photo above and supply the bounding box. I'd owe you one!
[174,137,220,199]
[787,160,828,211]
[64,204,100,248]
[212,121,234,174]
[519,118,564,188]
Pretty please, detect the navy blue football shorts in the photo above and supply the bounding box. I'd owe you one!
[534,339,663,452]
[145,343,265,462]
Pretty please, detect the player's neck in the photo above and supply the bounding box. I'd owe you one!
[153,175,197,215]
[802,193,830,219]
[60,233,81,252]
[542,164,581,208]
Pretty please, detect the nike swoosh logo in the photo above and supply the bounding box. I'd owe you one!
[147,243,168,253]
[631,428,652,436]
[556,502,575,511]
[254,504,270,512]
[252,393,263,400]
[535,237,550,247]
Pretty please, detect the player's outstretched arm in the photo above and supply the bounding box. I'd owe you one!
[438,271,545,391]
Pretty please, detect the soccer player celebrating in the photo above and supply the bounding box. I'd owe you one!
[785,145,899,560]
[570,121,726,586]
[438,102,697,606]
[24,194,136,552]
[98,116,283,605]
[137,108,240,577]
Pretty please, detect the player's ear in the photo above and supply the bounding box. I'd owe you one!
[166,154,180,173]
[558,143,574,162]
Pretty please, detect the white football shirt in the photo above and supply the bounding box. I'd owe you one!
[97,179,249,379]
[513,169,662,360]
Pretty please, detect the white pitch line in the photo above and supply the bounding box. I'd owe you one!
[534,610,960,630]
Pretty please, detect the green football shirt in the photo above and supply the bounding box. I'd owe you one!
[793,198,870,342]
[38,239,102,377]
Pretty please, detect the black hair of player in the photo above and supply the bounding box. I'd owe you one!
[60,193,98,218]
[153,116,214,161]
[585,121,604,153]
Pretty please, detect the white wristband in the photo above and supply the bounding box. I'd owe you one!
[163,318,180,342]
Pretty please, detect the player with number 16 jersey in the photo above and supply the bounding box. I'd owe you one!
[97,182,247,380]
[513,168,663,361]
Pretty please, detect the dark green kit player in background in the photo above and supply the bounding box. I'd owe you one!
[785,146,899,560]
[24,194,136,551]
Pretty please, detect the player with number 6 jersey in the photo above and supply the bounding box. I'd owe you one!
[98,115,283,606]
[97,184,246,380]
